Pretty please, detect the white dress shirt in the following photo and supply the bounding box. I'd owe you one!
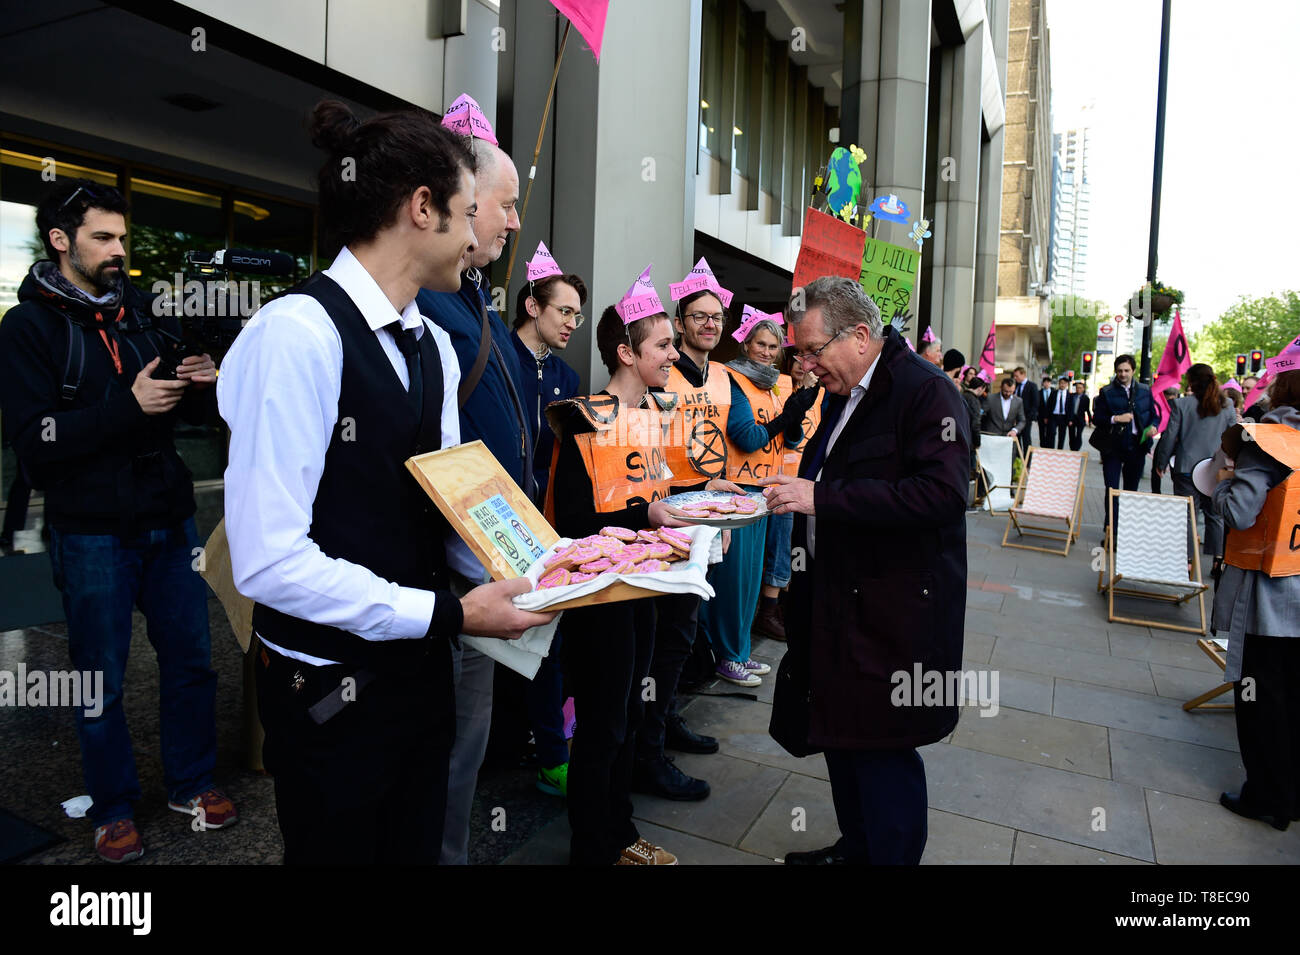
[999,394,1013,424]
[217,246,462,666]
[808,351,881,559]
[1053,388,1066,415]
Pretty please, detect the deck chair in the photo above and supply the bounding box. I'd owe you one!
[1001,446,1087,556]
[1098,489,1208,634]
[976,434,1023,514]
[1183,638,1233,712]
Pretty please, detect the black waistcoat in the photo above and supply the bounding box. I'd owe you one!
[252,273,449,668]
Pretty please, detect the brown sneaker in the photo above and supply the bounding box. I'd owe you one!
[753,604,786,641]
[93,818,144,863]
[617,837,678,865]
[168,788,239,829]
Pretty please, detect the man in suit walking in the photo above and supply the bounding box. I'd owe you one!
[1094,353,1161,532]
[1067,380,1090,451]
[760,277,968,865]
[1043,376,1070,449]
[1012,366,1039,454]
[984,377,1026,438]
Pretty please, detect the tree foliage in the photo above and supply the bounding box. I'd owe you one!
[1192,291,1300,381]
[1047,295,1115,376]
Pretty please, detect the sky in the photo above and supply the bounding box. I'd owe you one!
[1047,0,1300,335]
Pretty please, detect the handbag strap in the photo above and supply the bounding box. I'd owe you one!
[458,294,491,409]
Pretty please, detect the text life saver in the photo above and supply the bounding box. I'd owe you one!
[1222,422,1300,578]
[664,362,732,482]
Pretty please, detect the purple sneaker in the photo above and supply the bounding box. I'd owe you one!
[716,660,761,687]
[742,659,772,675]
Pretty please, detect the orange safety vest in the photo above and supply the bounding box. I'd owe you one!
[664,362,732,481]
[778,373,823,473]
[729,371,785,483]
[544,392,681,518]
[1223,423,1300,578]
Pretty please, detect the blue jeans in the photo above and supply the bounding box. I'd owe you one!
[527,629,570,770]
[763,510,794,589]
[699,515,767,664]
[49,517,217,827]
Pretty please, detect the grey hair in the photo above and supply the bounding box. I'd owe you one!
[468,138,503,190]
[788,276,883,341]
[742,319,785,347]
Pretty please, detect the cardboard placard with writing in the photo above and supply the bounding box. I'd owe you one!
[859,236,917,322]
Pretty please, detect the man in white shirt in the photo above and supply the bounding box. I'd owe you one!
[1045,376,1070,448]
[218,101,552,864]
[984,377,1026,437]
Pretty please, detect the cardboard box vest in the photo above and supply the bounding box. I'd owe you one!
[664,363,731,482]
[777,373,823,473]
[1223,422,1300,577]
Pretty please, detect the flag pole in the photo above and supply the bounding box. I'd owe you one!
[503,20,572,306]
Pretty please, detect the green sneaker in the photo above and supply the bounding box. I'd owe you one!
[537,762,568,797]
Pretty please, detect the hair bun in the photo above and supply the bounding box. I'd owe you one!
[310,100,361,154]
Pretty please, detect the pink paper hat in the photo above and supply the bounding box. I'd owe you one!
[1265,333,1300,377]
[1223,378,1243,392]
[669,257,734,308]
[441,93,498,145]
[526,241,563,282]
[975,368,992,383]
[615,264,665,324]
[732,304,785,343]
[921,325,936,343]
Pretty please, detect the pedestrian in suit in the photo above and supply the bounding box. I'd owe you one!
[1067,381,1089,450]
[1010,367,1038,453]
[1153,364,1237,563]
[1043,376,1070,448]
[1093,353,1161,532]
[761,277,968,865]
[984,377,1026,438]
[1037,376,1054,445]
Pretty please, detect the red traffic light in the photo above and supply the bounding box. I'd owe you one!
[1250,350,1264,372]
[1081,351,1094,375]
[1236,354,1248,376]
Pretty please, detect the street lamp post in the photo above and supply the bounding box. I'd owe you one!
[1140,0,1173,384]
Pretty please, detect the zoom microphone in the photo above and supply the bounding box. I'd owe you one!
[185,248,296,276]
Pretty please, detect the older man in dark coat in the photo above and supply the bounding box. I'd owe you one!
[761,277,969,865]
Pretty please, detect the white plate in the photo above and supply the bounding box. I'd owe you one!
[660,490,769,527]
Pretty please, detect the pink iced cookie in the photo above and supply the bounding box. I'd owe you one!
[643,542,674,560]
[610,559,638,574]
[734,499,759,513]
[569,572,597,583]
[543,546,577,568]
[636,559,671,573]
[579,558,613,573]
[636,529,662,543]
[538,567,571,589]
[592,536,623,556]
[569,545,601,564]
[600,526,638,541]
[681,509,711,519]
[658,527,691,547]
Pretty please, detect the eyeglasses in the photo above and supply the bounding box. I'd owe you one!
[58,184,108,210]
[792,330,845,365]
[546,303,585,329]
[684,311,726,327]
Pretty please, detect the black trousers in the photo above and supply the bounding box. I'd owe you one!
[565,599,656,865]
[1045,415,1068,449]
[824,747,928,864]
[636,593,701,761]
[1234,634,1300,820]
[1102,442,1148,527]
[1068,422,1084,451]
[256,643,454,864]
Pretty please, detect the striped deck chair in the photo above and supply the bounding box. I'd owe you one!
[1183,638,1232,712]
[1001,446,1087,556]
[1099,489,1208,635]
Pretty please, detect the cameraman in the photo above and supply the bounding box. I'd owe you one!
[0,179,232,864]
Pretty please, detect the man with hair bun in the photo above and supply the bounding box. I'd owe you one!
[219,100,552,865]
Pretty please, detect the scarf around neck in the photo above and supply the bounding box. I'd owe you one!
[726,357,779,391]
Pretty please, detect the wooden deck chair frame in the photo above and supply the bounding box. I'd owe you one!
[1001,446,1087,556]
[1183,638,1233,712]
[1097,488,1208,635]
[975,436,1024,515]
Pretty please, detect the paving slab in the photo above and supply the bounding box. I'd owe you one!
[970,662,1054,716]
[630,751,787,847]
[1012,832,1151,865]
[920,809,1015,864]
[1146,789,1300,864]
[1149,661,1233,703]
[1109,728,1245,804]
[963,611,1111,654]
[1108,632,1222,674]
[737,770,840,859]
[1052,679,1240,751]
[991,636,1157,694]
[500,813,772,865]
[949,705,1111,778]
[674,692,829,780]
[961,630,996,664]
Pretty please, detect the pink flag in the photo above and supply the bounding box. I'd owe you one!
[1151,310,1192,433]
[615,264,664,324]
[732,304,783,343]
[526,241,563,282]
[978,323,996,379]
[549,0,610,62]
[441,93,498,144]
[669,257,733,308]
[904,337,916,352]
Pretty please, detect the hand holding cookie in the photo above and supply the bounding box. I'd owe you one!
[758,473,816,515]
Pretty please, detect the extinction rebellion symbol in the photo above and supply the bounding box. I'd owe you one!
[688,420,727,478]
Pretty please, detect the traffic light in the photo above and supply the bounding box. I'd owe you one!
[1251,350,1264,373]
[1067,369,1075,379]
[1236,354,1248,377]
[1081,352,1094,376]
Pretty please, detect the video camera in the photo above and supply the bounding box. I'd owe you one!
[151,247,296,378]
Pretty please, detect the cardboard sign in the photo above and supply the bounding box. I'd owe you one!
[1222,423,1300,577]
[791,207,868,292]
[859,236,916,322]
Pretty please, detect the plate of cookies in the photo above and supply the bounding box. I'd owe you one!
[659,490,769,527]
[513,524,721,612]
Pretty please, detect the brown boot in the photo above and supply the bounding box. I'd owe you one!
[753,601,786,641]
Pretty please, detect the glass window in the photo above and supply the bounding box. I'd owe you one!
[231,193,313,300]
[734,12,749,177]
[700,0,722,156]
